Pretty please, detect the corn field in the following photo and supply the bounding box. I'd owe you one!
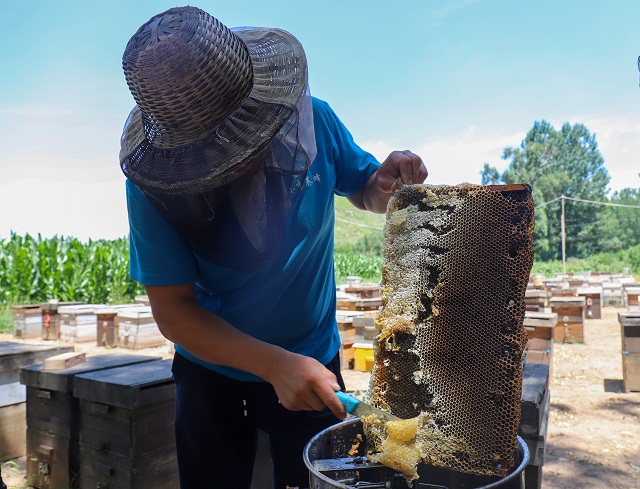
[334,252,382,283]
[0,233,383,308]
[0,233,144,307]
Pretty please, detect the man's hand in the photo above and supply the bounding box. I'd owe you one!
[265,351,347,420]
[349,150,427,213]
[377,150,428,193]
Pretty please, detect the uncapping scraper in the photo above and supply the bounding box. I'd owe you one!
[336,391,400,422]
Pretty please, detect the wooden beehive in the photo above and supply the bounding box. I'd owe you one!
[623,286,640,311]
[523,311,557,374]
[134,295,150,305]
[343,283,380,299]
[58,305,106,343]
[577,286,603,319]
[0,342,74,462]
[335,311,361,345]
[40,302,86,341]
[12,304,43,339]
[353,316,377,343]
[603,282,623,307]
[117,307,166,349]
[549,296,585,343]
[336,297,381,312]
[19,354,160,489]
[95,305,146,348]
[525,289,548,312]
[73,360,177,489]
[548,286,577,298]
[519,362,550,489]
[568,278,585,288]
[619,312,640,392]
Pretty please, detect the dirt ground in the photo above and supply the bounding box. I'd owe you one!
[2,306,639,488]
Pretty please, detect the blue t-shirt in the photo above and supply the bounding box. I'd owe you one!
[126,97,380,381]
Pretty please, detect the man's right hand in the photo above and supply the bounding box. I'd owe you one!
[264,351,347,420]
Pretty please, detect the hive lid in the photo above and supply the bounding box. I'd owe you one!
[523,311,558,327]
[57,304,105,314]
[0,342,75,372]
[117,305,154,319]
[20,353,161,392]
[73,359,174,408]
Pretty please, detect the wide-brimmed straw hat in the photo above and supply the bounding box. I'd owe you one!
[120,6,309,193]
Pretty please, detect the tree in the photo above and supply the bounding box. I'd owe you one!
[598,188,640,252]
[481,120,610,261]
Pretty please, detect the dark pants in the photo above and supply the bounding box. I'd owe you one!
[171,352,345,489]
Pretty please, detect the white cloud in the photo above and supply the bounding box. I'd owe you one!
[0,154,128,241]
[363,117,640,193]
[574,115,640,192]
[361,126,526,186]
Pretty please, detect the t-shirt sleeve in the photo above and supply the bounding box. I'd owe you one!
[126,180,198,286]
[312,98,380,196]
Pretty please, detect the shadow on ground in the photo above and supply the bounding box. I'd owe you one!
[544,441,640,488]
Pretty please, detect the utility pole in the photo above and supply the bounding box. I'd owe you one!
[561,195,567,280]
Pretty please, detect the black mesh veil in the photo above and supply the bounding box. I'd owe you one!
[123,89,316,271]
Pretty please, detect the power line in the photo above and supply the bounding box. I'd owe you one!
[536,194,640,209]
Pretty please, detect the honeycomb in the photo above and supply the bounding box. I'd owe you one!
[365,183,534,479]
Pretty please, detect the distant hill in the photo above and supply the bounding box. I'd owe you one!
[334,196,386,249]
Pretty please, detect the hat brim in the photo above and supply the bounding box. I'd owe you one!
[120,27,308,193]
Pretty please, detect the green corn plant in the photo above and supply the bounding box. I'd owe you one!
[0,233,144,308]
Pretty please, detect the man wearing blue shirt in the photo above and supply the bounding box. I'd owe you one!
[120,6,427,489]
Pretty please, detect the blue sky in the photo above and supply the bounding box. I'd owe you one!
[1,0,639,240]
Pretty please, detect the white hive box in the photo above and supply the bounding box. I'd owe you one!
[58,304,106,343]
[12,304,43,339]
[95,304,147,347]
[117,306,167,349]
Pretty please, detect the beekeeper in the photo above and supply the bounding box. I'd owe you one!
[119,6,427,488]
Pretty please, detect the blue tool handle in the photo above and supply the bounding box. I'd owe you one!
[336,391,360,414]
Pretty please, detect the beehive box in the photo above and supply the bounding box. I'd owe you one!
[134,295,150,305]
[622,353,640,392]
[603,282,623,307]
[568,278,585,288]
[353,316,377,343]
[73,360,177,489]
[58,305,105,343]
[525,289,548,312]
[619,312,640,392]
[548,286,577,298]
[19,354,160,489]
[12,304,43,339]
[117,307,166,349]
[339,341,355,370]
[40,301,87,341]
[95,305,146,348]
[520,351,550,442]
[623,286,640,311]
[577,286,603,319]
[523,311,556,379]
[336,296,381,312]
[352,342,374,372]
[549,296,585,343]
[519,361,550,489]
[343,283,380,299]
[0,342,74,462]
[336,311,362,345]
[523,311,558,342]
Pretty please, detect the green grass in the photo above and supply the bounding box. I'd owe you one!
[0,304,12,334]
[334,196,385,248]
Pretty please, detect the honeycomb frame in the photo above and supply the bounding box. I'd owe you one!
[366,183,535,478]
